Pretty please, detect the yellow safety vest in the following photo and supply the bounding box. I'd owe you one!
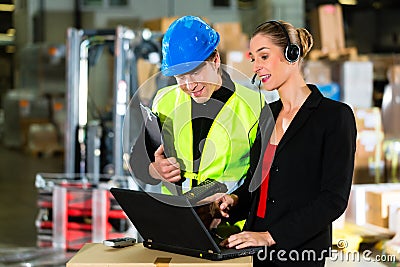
[152,83,263,192]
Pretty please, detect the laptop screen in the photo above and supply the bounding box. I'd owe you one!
[110,188,220,253]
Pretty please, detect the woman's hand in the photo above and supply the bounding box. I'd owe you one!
[149,144,181,182]
[221,231,276,249]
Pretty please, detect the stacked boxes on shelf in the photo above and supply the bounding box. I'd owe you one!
[143,16,180,33]
[337,61,374,108]
[225,51,254,87]
[365,189,400,228]
[346,183,400,227]
[310,4,345,53]
[35,173,133,251]
[308,4,357,60]
[352,107,385,184]
[212,22,249,54]
[303,60,340,101]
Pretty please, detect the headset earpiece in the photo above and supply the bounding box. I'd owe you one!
[285,43,300,63]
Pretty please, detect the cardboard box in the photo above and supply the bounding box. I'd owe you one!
[213,22,243,39]
[346,183,400,225]
[67,243,252,266]
[303,60,332,85]
[354,107,383,132]
[365,190,400,228]
[143,16,179,33]
[26,123,62,156]
[137,58,159,104]
[218,33,249,52]
[387,64,400,85]
[143,17,210,33]
[225,50,254,83]
[353,107,384,184]
[353,129,384,183]
[309,4,345,53]
[213,22,249,52]
[338,61,374,108]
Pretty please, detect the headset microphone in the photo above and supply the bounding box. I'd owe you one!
[251,74,257,84]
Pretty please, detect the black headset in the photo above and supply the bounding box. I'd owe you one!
[256,20,300,63]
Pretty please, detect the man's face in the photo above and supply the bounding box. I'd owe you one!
[174,60,221,104]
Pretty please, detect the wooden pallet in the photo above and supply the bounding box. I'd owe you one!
[25,122,64,158]
[27,145,64,158]
[308,47,358,61]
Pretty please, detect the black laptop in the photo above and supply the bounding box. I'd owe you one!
[110,188,263,261]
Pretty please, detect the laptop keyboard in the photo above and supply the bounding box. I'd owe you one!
[208,229,261,259]
[220,247,260,259]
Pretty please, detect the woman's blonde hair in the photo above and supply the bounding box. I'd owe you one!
[252,20,314,60]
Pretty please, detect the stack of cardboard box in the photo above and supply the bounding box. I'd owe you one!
[308,4,357,60]
[143,16,210,33]
[338,61,374,108]
[303,60,340,101]
[212,22,249,53]
[365,189,400,228]
[142,16,180,33]
[136,17,182,102]
[353,107,385,184]
[212,22,253,86]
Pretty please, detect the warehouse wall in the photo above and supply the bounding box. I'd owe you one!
[10,0,305,112]
[15,0,240,44]
[14,0,305,45]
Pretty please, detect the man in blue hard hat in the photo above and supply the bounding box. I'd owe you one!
[130,16,263,207]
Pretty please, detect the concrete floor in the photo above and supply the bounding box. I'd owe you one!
[0,144,64,248]
[0,143,396,266]
[0,143,70,265]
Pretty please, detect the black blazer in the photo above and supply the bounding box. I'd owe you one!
[229,84,357,254]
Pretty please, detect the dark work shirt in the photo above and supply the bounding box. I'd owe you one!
[191,70,234,173]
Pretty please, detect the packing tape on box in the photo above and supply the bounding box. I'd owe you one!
[154,257,172,267]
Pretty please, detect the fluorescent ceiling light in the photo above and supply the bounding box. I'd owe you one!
[0,4,15,12]
[338,0,357,5]
[7,28,15,37]
[6,45,15,53]
[0,33,14,46]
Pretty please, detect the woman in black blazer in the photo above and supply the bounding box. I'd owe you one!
[215,20,357,267]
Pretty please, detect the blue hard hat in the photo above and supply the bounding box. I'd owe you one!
[161,16,220,76]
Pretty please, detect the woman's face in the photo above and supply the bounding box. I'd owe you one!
[249,33,292,91]
[174,58,221,104]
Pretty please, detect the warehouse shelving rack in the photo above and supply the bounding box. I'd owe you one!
[34,25,162,251]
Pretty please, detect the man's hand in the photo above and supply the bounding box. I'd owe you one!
[149,145,181,182]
